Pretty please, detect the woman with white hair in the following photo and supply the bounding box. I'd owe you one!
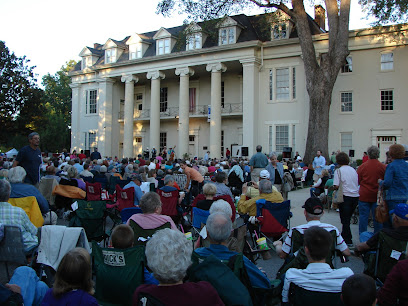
[132,228,223,305]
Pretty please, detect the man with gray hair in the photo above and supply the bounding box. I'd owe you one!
[195,212,271,289]
[249,145,269,183]
[0,179,38,253]
[123,174,144,206]
[13,132,42,186]
[238,179,283,216]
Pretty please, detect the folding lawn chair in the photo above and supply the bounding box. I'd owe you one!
[8,196,44,228]
[128,219,171,246]
[158,187,180,224]
[86,182,102,201]
[107,186,135,212]
[255,199,292,239]
[289,283,343,306]
[121,207,142,224]
[192,207,210,229]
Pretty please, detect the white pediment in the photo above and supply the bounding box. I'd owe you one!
[126,34,143,45]
[274,10,291,22]
[79,47,92,57]
[218,16,238,28]
[153,27,172,40]
[185,22,202,33]
[102,39,124,50]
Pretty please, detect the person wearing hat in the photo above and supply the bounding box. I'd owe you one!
[355,203,408,255]
[123,174,144,206]
[274,197,350,259]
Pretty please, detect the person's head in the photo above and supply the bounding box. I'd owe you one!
[94,148,98,152]
[316,150,322,157]
[100,165,107,173]
[203,183,217,198]
[83,163,90,170]
[215,171,227,183]
[259,169,270,180]
[389,144,405,160]
[53,248,94,297]
[65,165,78,179]
[210,199,232,218]
[139,192,162,214]
[0,179,11,202]
[269,152,278,165]
[148,169,156,178]
[304,226,332,261]
[336,152,350,165]
[256,145,262,152]
[28,132,40,148]
[0,169,8,179]
[366,146,380,160]
[163,175,175,186]
[206,212,232,244]
[258,179,273,194]
[8,166,26,183]
[111,224,134,249]
[130,174,143,185]
[46,165,56,175]
[321,169,329,177]
[341,274,376,306]
[145,228,192,284]
[180,161,187,169]
[390,203,408,227]
[303,197,324,220]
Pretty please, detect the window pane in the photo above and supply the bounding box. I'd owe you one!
[281,23,287,38]
[341,56,353,73]
[221,29,227,45]
[275,125,289,152]
[341,92,353,112]
[276,68,289,100]
[160,132,167,152]
[269,70,273,100]
[164,39,170,53]
[381,90,393,111]
[158,40,164,55]
[228,28,235,44]
[269,126,273,153]
[89,90,98,114]
[273,25,280,40]
[160,87,168,112]
[195,34,201,48]
[292,67,296,99]
[341,133,352,153]
[381,53,393,70]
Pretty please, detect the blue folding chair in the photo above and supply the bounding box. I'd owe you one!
[120,207,142,224]
[192,207,210,229]
[256,199,292,238]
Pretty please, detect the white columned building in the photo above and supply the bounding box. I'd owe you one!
[206,63,226,159]
[121,75,138,158]
[241,58,260,157]
[70,83,81,151]
[175,67,195,157]
[147,71,165,152]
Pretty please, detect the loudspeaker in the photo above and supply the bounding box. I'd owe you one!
[85,150,90,157]
[349,150,355,157]
[283,147,292,153]
[241,147,249,156]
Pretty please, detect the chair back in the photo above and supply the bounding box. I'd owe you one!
[289,283,343,306]
[0,225,27,284]
[192,207,210,229]
[39,177,58,208]
[94,176,108,190]
[8,197,44,227]
[255,199,291,238]
[174,174,187,190]
[158,188,179,217]
[121,207,142,224]
[80,175,94,183]
[115,185,135,212]
[128,219,171,246]
[116,179,131,189]
[86,182,102,201]
[92,241,145,306]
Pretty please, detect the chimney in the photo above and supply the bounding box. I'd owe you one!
[314,5,326,31]
[94,43,102,49]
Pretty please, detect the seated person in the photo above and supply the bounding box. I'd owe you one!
[8,166,49,214]
[159,175,184,204]
[127,192,178,230]
[274,197,350,259]
[79,163,94,178]
[195,212,271,289]
[238,179,283,216]
[133,228,224,305]
[196,183,217,210]
[0,179,38,253]
[341,274,377,306]
[282,226,354,303]
[214,171,234,203]
[377,257,408,305]
[123,174,144,206]
[42,248,98,305]
[310,169,330,198]
[42,165,61,183]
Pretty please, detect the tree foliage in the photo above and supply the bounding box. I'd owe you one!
[359,0,408,24]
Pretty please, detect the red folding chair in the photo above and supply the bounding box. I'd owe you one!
[158,187,179,224]
[86,182,102,201]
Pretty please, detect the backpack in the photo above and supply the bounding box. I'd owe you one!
[187,253,253,306]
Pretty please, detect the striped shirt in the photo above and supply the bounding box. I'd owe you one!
[282,263,353,302]
[281,220,347,254]
[0,201,38,251]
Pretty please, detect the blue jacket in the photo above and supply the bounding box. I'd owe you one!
[10,183,49,214]
[195,244,271,289]
[123,181,143,206]
[380,159,408,201]
[265,162,284,185]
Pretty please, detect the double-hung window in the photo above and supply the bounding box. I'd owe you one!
[157,39,170,55]
[341,57,352,73]
[272,23,288,40]
[86,90,98,114]
[105,49,116,64]
[341,133,352,153]
[160,88,168,112]
[341,92,353,112]
[219,27,235,45]
[187,33,202,50]
[381,53,393,71]
[129,44,142,59]
[85,132,97,150]
[269,66,296,102]
[381,90,393,111]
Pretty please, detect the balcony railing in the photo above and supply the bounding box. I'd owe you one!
[118,103,242,120]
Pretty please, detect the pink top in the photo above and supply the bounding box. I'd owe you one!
[126,213,177,230]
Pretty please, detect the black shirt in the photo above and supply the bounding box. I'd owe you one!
[15,145,42,185]
[196,199,215,211]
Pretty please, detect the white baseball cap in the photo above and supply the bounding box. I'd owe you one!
[260,170,270,179]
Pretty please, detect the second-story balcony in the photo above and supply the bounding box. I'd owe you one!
[118,103,242,121]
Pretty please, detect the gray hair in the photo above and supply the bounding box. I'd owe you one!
[367,146,380,160]
[269,152,277,159]
[145,228,192,284]
[306,212,322,220]
[139,192,162,214]
[210,199,232,218]
[259,179,273,194]
[0,179,11,202]
[65,165,78,179]
[163,175,175,186]
[28,132,39,140]
[8,166,26,183]
[0,169,9,178]
[256,145,262,152]
[206,212,232,243]
[203,183,217,196]
[215,171,227,183]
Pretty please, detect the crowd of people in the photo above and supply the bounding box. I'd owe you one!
[0,132,408,305]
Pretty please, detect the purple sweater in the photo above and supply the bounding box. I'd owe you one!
[41,289,98,306]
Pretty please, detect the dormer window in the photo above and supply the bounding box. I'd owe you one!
[271,10,292,41]
[81,57,91,70]
[217,17,242,46]
[129,44,142,59]
[105,48,116,64]
[220,27,235,45]
[272,23,288,40]
[157,38,171,55]
[187,33,202,50]
[126,34,150,60]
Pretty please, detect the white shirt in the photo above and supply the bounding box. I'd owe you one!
[282,220,348,254]
[282,263,353,302]
[148,162,156,171]
[333,166,359,197]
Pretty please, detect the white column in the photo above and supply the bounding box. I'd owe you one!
[98,78,115,157]
[175,67,194,158]
[206,63,226,159]
[121,75,138,158]
[240,58,260,157]
[70,83,81,152]
[146,71,165,152]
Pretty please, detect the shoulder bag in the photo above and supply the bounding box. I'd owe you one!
[332,168,344,204]
[375,187,389,223]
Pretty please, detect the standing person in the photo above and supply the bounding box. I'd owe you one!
[357,146,386,235]
[265,152,284,188]
[90,148,101,161]
[204,151,210,162]
[333,152,359,247]
[312,150,326,182]
[151,148,157,158]
[249,145,269,183]
[78,150,86,161]
[362,152,369,163]
[225,148,231,159]
[180,161,204,197]
[13,132,42,186]
[379,143,408,228]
